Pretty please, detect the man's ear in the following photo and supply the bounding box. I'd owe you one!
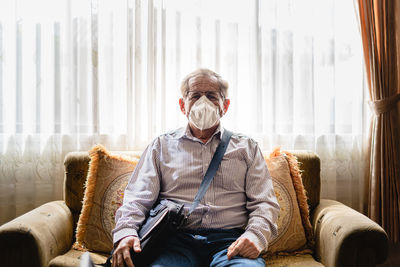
[223,99,230,114]
[179,98,186,115]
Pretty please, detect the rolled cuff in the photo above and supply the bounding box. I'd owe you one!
[240,230,268,253]
[113,228,138,247]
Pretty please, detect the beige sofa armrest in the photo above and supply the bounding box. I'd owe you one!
[0,200,74,267]
[312,199,388,267]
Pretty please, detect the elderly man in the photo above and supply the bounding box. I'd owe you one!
[112,69,279,267]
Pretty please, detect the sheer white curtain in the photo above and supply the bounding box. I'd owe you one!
[0,0,368,225]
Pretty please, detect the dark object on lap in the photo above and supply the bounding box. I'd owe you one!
[132,199,186,266]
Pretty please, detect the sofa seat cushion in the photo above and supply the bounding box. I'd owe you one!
[49,250,323,267]
[264,254,324,267]
[48,249,108,267]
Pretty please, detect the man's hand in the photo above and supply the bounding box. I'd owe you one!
[112,236,141,267]
[226,237,261,260]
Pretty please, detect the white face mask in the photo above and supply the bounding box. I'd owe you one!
[187,95,221,130]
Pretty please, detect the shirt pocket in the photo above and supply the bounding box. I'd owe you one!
[218,156,247,192]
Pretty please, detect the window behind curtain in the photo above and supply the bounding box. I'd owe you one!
[0,0,369,225]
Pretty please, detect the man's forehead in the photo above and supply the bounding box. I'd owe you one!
[188,75,219,91]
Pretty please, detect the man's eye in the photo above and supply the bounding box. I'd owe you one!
[190,95,201,100]
[206,94,219,100]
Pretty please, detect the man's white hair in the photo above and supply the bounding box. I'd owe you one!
[180,68,229,99]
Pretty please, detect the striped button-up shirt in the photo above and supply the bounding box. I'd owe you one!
[112,124,280,251]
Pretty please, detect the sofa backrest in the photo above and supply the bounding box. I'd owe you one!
[63,150,321,228]
[291,151,321,211]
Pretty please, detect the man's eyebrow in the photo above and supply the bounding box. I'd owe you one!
[187,91,219,96]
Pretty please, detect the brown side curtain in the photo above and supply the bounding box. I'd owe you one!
[357,0,400,242]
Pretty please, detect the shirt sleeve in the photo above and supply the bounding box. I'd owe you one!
[112,138,161,246]
[240,143,280,252]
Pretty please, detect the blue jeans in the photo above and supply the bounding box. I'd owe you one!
[147,228,265,267]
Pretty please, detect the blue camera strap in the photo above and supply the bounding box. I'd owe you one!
[187,129,233,217]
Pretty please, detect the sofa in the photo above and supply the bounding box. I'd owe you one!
[0,151,389,266]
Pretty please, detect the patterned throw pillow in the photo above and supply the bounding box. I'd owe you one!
[73,145,139,253]
[263,148,314,257]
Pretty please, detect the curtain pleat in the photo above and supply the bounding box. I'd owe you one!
[357,0,400,242]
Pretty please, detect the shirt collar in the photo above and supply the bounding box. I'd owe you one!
[180,123,224,143]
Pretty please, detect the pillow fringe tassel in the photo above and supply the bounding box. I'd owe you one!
[73,144,106,251]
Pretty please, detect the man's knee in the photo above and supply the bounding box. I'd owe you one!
[210,249,265,267]
[225,257,265,267]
